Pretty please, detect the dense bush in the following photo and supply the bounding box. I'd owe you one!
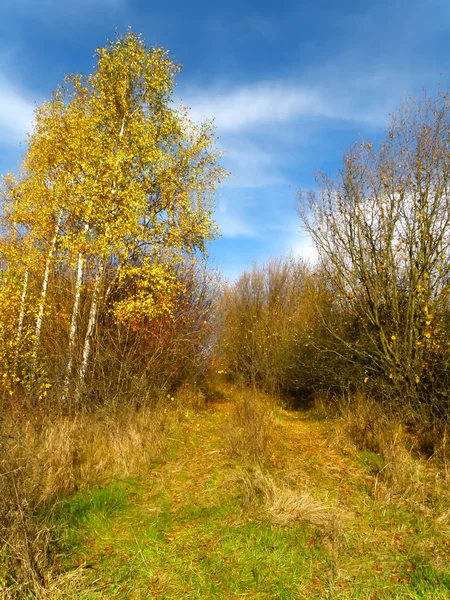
[215,257,342,397]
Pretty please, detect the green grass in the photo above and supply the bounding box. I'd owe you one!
[48,388,450,599]
[52,494,331,598]
[52,481,131,554]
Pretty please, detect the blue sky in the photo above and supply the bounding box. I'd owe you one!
[1,0,449,279]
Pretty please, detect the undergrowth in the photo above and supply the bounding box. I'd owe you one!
[0,403,169,599]
[2,384,450,599]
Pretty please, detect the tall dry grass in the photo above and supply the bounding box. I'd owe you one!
[223,389,277,465]
[233,466,344,552]
[0,404,168,598]
[329,392,444,501]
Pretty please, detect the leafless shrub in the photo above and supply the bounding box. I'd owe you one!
[215,257,332,397]
[300,90,450,418]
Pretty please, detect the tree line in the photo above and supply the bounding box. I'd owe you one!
[218,91,450,429]
[2,30,450,433]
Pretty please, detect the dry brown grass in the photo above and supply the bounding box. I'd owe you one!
[334,393,389,453]
[311,389,341,419]
[234,466,344,549]
[0,465,52,599]
[223,389,277,465]
[377,428,423,497]
[0,404,168,598]
[333,393,426,500]
[39,407,167,497]
[173,384,207,419]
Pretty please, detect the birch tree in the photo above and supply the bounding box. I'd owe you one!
[1,30,224,407]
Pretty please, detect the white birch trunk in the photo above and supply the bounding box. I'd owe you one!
[61,250,85,403]
[32,213,62,372]
[13,269,29,374]
[61,220,91,403]
[75,261,103,403]
[74,116,126,403]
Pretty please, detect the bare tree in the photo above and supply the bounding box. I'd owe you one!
[299,90,450,415]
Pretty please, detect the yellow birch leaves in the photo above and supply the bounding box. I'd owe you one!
[0,30,225,402]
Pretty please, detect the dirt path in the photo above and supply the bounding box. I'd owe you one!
[53,387,450,600]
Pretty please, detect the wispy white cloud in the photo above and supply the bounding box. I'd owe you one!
[216,198,259,238]
[0,75,35,145]
[222,138,286,188]
[184,68,407,251]
[186,81,321,132]
[184,76,393,135]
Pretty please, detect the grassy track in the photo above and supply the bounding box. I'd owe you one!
[50,387,450,599]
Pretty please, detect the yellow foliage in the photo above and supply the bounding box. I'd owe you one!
[0,30,225,402]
